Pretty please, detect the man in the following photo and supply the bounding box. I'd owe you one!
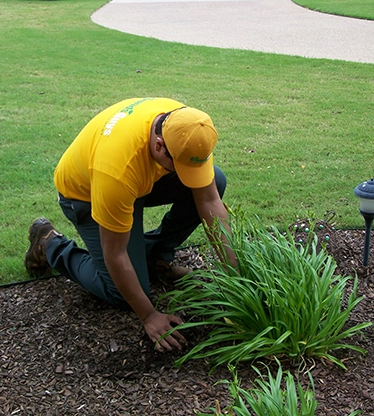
[25,97,235,351]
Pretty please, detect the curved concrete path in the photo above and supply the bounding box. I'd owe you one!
[91,0,374,64]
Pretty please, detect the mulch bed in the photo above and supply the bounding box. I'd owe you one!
[1,220,374,415]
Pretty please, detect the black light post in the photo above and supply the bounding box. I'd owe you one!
[354,178,374,266]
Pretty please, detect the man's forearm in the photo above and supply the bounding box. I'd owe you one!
[206,217,237,267]
[198,201,237,267]
[105,252,156,321]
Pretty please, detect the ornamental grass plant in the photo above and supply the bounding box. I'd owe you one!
[198,362,361,416]
[198,363,318,416]
[163,209,371,370]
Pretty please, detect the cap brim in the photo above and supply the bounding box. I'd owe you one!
[173,156,215,188]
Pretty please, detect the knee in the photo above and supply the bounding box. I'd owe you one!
[213,166,227,198]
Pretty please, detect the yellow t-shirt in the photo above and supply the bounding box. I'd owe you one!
[54,97,185,232]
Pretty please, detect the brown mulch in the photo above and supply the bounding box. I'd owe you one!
[1,220,374,415]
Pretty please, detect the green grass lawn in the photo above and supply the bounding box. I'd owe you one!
[1,0,373,283]
[293,0,374,20]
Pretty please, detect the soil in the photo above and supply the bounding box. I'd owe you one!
[1,218,374,416]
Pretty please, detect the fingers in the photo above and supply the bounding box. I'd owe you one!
[155,328,185,352]
[155,333,181,352]
[166,315,186,345]
[170,314,183,324]
[143,311,186,352]
[170,328,186,343]
[154,317,186,352]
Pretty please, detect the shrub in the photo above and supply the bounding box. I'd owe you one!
[163,209,371,369]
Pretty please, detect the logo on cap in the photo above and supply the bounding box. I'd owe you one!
[190,154,212,163]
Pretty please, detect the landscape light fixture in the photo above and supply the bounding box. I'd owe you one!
[354,178,374,266]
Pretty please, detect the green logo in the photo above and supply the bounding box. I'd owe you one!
[190,156,209,163]
[119,98,155,116]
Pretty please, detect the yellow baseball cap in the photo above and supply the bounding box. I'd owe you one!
[162,107,218,188]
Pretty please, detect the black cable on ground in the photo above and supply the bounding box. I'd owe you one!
[0,273,62,288]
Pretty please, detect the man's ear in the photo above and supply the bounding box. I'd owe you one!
[154,136,165,152]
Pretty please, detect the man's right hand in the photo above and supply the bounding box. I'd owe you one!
[99,227,186,351]
[142,310,186,352]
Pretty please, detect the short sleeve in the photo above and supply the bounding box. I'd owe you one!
[90,169,137,233]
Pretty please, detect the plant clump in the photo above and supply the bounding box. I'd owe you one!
[163,209,372,369]
[198,362,318,416]
[197,362,362,416]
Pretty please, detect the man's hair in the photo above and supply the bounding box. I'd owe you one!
[155,112,173,159]
[155,112,171,136]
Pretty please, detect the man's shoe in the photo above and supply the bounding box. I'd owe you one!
[24,218,62,277]
[147,258,192,281]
